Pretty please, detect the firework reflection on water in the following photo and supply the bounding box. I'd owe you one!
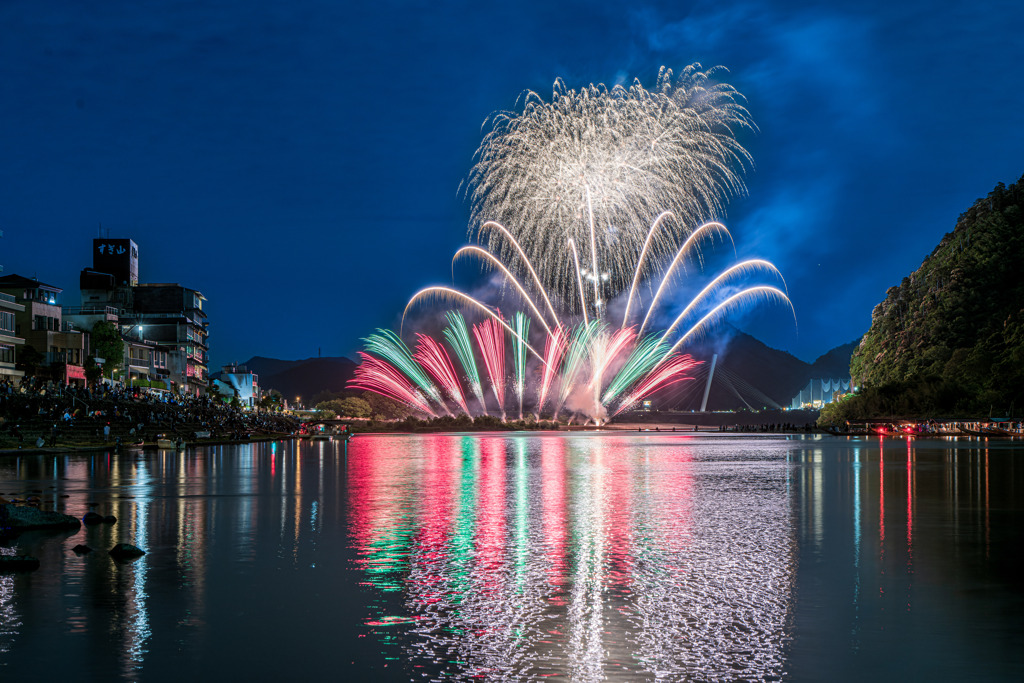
[348,434,796,681]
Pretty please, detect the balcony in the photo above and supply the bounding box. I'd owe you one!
[63,305,119,316]
[0,292,15,304]
[44,351,82,366]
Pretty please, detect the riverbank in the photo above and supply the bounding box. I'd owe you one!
[0,432,298,457]
[0,385,298,454]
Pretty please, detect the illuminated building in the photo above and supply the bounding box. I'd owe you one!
[211,363,261,407]
[0,274,87,385]
[0,290,24,381]
[75,238,209,395]
[789,377,853,409]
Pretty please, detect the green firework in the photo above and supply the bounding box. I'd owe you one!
[443,311,486,412]
[363,329,445,408]
[602,334,670,405]
[512,312,530,419]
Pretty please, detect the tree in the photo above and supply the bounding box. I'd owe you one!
[360,391,412,420]
[16,344,43,378]
[317,397,371,418]
[849,174,1024,415]
[259,389,284,412]
[337,396,372,418]
[84,356,102,387]
[91,321,124,380]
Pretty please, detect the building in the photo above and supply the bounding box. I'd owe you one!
[125,284,209,395]
[789,378,853,410]
[121,327,169,388]
[0,290,25,382]
[212,363,260,408]
[77,238,209,396]
[63,304,172,389]
[0,275,88,385]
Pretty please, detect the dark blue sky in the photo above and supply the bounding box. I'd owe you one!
[2,0,1022,366]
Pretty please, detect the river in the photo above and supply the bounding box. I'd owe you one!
[0,433,1022,681]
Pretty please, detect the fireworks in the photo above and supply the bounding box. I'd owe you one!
[473,317,507,420]
[350,64,794,424]
[349,352,436,417]
[466,63,754,314]
[363,330,446,412]
[537,324,567,417]
[512,312,530,420]
[415,334,471,417]
[443,311,486,413]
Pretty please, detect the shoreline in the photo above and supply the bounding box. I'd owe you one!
[3,428,1014,455]
[0,432,298,457]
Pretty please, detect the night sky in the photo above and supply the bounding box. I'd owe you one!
[2,0,1022,368]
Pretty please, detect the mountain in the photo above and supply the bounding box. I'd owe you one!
[848,174,1024,414]
[237,335,856,414]
[241,356,357,402]
[655,327,857,411]
[809,340,860,378]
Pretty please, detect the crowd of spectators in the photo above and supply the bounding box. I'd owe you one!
[0,377,297,449]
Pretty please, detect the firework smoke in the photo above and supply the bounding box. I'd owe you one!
[350,64,794,424]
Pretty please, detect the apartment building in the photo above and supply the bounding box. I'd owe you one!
[0,274,88,384]
[77,238,210,396]
[0,290,25,381]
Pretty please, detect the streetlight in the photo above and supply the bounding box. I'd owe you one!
[120,323,146,388]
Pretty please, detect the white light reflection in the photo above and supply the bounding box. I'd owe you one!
[349,435,796,680]
[0,548,21,654]
[125,459,152,674]
[567,438,606,682]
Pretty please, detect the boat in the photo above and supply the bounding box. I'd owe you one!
[826,428,873,437]
[957,427,1017,438]
[156,437,185,449]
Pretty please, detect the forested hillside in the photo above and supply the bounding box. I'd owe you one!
[825,174,1024,421]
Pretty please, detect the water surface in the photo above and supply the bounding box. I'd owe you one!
[0,434,1021,680]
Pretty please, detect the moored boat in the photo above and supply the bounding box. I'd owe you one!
[957,427,1017,437]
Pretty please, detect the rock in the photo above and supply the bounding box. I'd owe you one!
[109,543,145,560]
[72,544,92,554]
[82,511,105,525]
[0,504,81,532]
[103,515,117,524]
[0,555,40,572]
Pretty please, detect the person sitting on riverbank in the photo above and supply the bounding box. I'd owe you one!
[0,379,298,449]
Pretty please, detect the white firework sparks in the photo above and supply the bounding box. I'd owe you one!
[466,63,755,314]
[356,64,794,424]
